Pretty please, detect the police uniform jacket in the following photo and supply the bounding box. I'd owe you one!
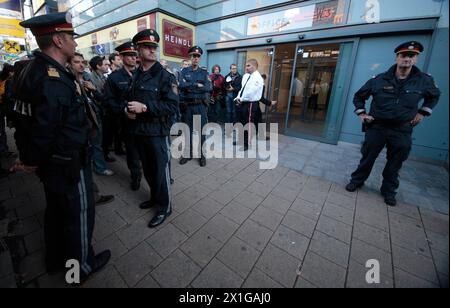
[179,66,212,101]
[127,61,179,137]
[13,51,90,168]
[104,67,134,114]
[354,65,441,124]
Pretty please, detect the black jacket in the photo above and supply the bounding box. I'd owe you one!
[127,62,179,137]
[12,51,90,167]
[104,67,134,115]
[354,65,441,123]
[224,72,242,96]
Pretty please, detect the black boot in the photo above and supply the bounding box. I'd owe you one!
[345,182,363,193]
[382,193,397,207]
[148,209,172,228]
[180,158,192,165]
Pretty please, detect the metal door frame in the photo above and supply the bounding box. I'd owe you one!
[284,38,360,144]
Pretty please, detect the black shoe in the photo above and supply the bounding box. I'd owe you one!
[200,157,207,167]
[170,179,175,185]
[47,264,65,276]
[233,141,238,146]
[180,158,192,165]
[345,182,363,192]
[104,155,116,163]
[382,194,397,207]
[131,178,141,191]
[239,145,249,152]
[80,250,111,284]
[148,209,172,228]
[96,195,115,207]
[139,200,156,210]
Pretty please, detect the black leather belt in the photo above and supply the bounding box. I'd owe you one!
[185,99,206,106]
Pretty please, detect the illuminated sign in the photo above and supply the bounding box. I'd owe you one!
[247,0,348,36]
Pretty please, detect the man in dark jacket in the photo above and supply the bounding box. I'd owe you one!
[346,41,441,207]
[14,12,110,283]
[224,64,242,124]
[104,42,142,191]
[126,29,179,228]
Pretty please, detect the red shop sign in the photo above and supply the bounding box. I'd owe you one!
[162,19,193,59]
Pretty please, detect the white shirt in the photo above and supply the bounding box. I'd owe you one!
[237,70,264,102]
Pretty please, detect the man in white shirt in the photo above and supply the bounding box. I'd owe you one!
[235,59,264,151]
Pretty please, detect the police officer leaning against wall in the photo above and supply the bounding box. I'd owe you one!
[126,29,179,228]
[346,41,441,207]
[13,12,111,283]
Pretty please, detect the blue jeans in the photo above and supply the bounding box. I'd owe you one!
[91,118,108,173]
[225,92,237,124]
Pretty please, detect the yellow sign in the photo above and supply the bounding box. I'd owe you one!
[0,18,25,38]
[4,39,21,54]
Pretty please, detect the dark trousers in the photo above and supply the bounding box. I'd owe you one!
[208,96,222,123]
[135,135,171,213]
[124,130,142,181]
[102,112,123,156]
[239,102,261,146]
[183,104,208,158]
[351,127,412,196]
[43,165,95,277]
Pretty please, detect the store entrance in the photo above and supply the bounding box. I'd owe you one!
[286,43,340,137]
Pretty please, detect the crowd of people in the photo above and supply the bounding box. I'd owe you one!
[0,10,440,285]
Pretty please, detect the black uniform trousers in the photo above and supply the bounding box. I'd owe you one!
[42,164,95,277]
[183,103,208,158]
[350,125,412,197]
[135,135,171,214]
[123,118,142,182]
[239,102,261,146]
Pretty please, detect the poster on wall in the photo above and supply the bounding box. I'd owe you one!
[0,17,25,38]
[0,0,22,19]
[247,0,348,36]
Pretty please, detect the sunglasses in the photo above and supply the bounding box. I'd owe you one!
[191,54,201,58]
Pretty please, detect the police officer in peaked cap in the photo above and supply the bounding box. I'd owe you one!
[126,29,179,228]
[14,12,111,283]
[346,41,441,207]
[179,46,212,167]
[104,41,143,191]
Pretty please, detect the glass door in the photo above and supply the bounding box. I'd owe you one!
[285,41,355,144]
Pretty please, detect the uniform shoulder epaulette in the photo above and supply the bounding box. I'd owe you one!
[47,66,60,78]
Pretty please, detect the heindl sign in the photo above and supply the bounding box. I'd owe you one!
[162,19,193,59]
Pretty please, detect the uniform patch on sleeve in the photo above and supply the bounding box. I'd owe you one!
[47,67,60,78]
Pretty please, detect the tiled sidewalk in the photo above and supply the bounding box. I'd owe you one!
[0,132,448,288]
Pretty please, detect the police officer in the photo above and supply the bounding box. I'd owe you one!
[14,12,110,282]
[126,29,179,228]
[179,46,212,167]
[346,41,441,206]
[104,42,142,191]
